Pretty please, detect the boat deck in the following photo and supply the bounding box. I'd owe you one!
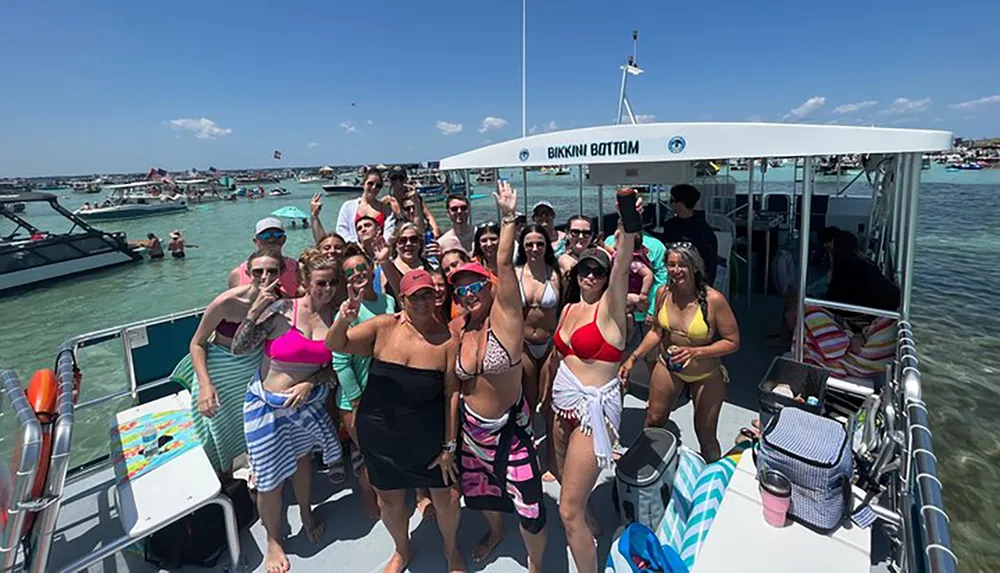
[36,297,784,573]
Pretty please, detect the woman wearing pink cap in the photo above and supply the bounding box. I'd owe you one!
[326,268,463,573]
[449,180,547,572]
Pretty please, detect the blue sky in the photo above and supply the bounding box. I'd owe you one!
[2,0,998,177]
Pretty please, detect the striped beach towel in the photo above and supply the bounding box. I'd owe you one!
[656,447,706,553]
[170,344,262,473]
[243,374,341,493]
[802,306,896,379]
[678,452,741,568]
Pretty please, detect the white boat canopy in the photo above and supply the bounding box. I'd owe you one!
[439,122,953,170]
[103,181,164,190]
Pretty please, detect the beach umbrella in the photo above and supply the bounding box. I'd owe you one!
[271,206,309,220]
[318,165,334,173]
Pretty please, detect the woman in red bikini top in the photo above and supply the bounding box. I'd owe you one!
[549,220,638,573]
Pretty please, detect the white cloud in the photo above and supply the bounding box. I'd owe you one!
[478,116,508,133]
[307,142,319,148]
[881,97,931,115]
[833,100,878,114]
[436,120,463,135]
[168,118,232,140]
[782,96,826,120]
[366,119,374,125]
[340,121,357,133]
[948,95,1000,110]
[529,120,559,134]
[635,114,656,123]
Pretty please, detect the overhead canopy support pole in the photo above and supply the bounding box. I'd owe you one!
[794,157,815,362]
[901,152,921,321]
[578,165,584,215]
[895,154,911,285]
[746,159,756,304]
[522,167,528,214]
[598,185,605,237]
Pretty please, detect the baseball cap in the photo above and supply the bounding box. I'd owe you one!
[449,262,492,283]
[399,268,435,296]
[578,247,611,271]
[255,217,284,235]
[532,200,555,215]
[388,165,408,180]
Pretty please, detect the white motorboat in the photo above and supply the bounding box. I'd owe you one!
[75,182,188,221]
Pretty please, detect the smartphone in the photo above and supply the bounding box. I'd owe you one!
[617,188,642,233]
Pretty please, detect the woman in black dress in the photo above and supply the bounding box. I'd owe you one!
[326,269,463,573]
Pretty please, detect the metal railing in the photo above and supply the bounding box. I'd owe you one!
[895,322,958,573]
[0,370,42,573]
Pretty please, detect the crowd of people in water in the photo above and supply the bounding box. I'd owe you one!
[166,164,898,573]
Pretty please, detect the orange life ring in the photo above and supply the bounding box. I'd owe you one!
[19,369,58,538]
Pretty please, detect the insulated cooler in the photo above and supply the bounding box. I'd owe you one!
[613,428,679,531]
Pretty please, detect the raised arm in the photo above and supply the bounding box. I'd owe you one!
[372,237,403,297]
[326,289,386,356]
[603,226,636,324]
[310,193,327,244]
[494,181,520,311]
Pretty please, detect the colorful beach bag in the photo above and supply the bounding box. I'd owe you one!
[605,522,689,573]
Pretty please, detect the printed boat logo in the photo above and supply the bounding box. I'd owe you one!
[668,136,686,154]
[519,148,530,162]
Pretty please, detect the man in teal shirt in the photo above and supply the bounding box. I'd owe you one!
[604,231,668,351]
[332,247,395,519]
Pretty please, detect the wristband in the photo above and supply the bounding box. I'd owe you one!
[442,440,457,453]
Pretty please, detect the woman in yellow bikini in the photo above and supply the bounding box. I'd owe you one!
[619,242,740,462]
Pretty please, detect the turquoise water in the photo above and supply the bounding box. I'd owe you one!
[1,164,998,569]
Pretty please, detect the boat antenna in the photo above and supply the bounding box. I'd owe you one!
[521,0,527,138]
[616,30,643,125]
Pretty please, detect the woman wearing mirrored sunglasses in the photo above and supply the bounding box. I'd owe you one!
[549,193,640,573]
[231,248,344,573]
[450,181,548,572]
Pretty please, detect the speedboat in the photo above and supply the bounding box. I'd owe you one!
[297,175,323,184]
[0,121,957,573]
[76,182,188,221]
[0,191,141,293]
[322,174,364,195]
[267,188,291,197]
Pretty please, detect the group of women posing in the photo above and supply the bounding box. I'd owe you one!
[172,171,740,573]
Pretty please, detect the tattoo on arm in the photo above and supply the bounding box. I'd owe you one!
[231,317,270,354]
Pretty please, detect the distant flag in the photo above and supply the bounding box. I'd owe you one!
[147,167,169,180]
[208,166,218,173]
[350,101,356,107]
[273,150,282,160]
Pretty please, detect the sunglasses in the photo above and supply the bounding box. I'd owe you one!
[389,174,406,182]
[577,264,609,279]
[256,230,286,241]
[569,228,592,237]
[251,267,281,277]
[454,280,489,298]
[449,205,469,213]
[397,235,422,246]
[313,279,337,288]
[667,241,694,249]
[366,181,384,190]
[524,241,546,250]
[343,262,370,279]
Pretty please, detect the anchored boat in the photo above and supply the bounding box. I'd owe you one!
[0,191,141,294]
[75,182,188,221]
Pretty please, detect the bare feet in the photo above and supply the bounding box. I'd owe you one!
[472,528,506,563]
[446,546,467,572]
[416,495,437,522]
[383,548,412,573]
[300,508,326,544]
[265,538,290,573]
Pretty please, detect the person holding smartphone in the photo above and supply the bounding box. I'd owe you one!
[547,188,640,573]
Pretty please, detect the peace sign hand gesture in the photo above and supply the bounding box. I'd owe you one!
[339,283,362,322]
[248,276,281,320]
[372,236,391,265]
[495,179,518,217]
[310,193,323,217]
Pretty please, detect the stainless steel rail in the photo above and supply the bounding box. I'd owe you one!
[896,321,958,573]
[0,370,42,573]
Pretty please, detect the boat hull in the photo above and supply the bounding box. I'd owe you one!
[77,203,188,221]
[0,250,137,294]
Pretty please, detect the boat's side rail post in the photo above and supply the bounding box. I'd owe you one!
[25,348,78,573]
[793,156,814,362]
[746,158,756,306]
[0,369,42,572]
[894,324,958,573]
[800,298,901,321]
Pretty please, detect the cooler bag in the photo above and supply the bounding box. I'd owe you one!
[757,407,853,533]
[613,428,679,531]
